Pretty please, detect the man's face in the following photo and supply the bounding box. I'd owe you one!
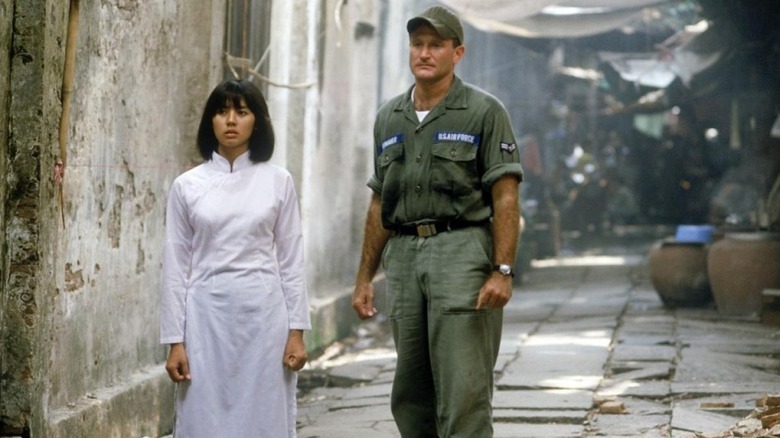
[408,25,464,83]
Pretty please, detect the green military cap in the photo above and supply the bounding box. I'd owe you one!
[406,5,464,44]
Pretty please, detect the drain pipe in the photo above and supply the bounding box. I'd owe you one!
[56,0,79,228]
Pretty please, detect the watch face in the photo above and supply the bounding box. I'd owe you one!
[497,264,513,276]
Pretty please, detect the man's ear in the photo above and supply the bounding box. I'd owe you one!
[453,44,465,65]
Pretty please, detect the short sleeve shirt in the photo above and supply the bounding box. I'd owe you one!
[368,76,524,228]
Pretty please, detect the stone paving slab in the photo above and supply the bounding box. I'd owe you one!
[327,361,385,385]
[331,396,389,410]
[675,348,780,382]
[298,404,394,427]
[499,370,603,390]
[670,405,743,435]
[492,389,594,410]
[297,424,398,438]
[588,413,670,436]
[597,379,671,398]
[611,344,677,362]
[615,334,676,346]
[614,397,671,415]
[493,408,586,423]
[524,330,614,349]
[671,380,780,395]
[493,423,582,437]
[536,316,619,333]
[672,393,767,415]
[340,383,393,400]
[494,353,516,371]
[499,347,608,390]
[608,362,673,381]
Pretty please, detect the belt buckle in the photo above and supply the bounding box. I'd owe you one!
[416,223,437,237]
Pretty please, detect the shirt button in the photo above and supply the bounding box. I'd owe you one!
[450,150,457,157]
[416,154,422,162]
[415,185,422,192]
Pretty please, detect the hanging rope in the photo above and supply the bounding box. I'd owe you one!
[57,0,80,228]
[224,52,316,89]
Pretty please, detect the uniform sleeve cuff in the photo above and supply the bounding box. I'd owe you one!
[482,163,524,189]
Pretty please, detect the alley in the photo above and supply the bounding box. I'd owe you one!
[295,231,780,437]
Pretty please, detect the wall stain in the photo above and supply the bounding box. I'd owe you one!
[134,182,156,216]
[64,263,85,292]
[107,185,124,248]
[135,240,145,274]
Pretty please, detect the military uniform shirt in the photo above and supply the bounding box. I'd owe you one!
[368,75,524,228]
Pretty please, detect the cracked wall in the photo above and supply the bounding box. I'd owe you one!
[0,0,223,436]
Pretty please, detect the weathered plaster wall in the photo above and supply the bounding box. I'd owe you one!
[1,0,390,434]
[1,0,224,436]
[0,0,13,431]
[1,0,66,434]
[303,0,379,294]
[45,1,224,436]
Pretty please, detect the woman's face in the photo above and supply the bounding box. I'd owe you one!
[213,97,256,158]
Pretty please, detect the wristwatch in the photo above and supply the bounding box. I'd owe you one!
[493,264,515,277]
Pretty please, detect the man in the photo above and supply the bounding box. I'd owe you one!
[352,5,523,437]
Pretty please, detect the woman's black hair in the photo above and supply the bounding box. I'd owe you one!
[196,79,275,162]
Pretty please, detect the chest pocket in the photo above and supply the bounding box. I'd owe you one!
[379,143,404,169]
[378,143,405,200]
[430,142,480,196]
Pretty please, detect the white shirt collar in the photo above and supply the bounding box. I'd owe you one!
[210,150,252,173]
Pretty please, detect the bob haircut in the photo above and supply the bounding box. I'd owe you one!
[196,79,275,163]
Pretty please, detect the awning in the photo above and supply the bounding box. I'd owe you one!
[439,0,670,38]
[599,19,736,103]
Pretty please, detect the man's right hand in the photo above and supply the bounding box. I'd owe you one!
[352,282,378,319]
[165,343,191,382]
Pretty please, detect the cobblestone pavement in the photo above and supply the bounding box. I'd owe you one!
[295,232,780,438]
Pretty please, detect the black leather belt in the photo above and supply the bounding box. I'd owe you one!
[394,219,489,237]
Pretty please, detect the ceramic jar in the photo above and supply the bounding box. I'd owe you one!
[648,240,712,307]
[707,232,780,316]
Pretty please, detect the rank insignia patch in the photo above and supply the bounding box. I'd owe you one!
[500,142,517,153]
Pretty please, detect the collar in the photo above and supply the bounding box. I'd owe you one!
[394,75,469,113]
[209,150,252,173]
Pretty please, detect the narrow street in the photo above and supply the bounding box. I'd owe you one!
[295,229,780,437]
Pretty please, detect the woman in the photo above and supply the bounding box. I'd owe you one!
[160,79,311,437]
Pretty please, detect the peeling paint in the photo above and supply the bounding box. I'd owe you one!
[64,263,84,292]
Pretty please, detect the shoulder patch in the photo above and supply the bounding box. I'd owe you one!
[500,142,517,153]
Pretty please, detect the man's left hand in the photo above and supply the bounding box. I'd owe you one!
[476,273,513,309]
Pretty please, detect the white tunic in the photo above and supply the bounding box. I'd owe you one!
[160,151,311,438]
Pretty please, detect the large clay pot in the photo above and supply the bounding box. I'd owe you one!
[648,240,712,307]
[707,232,780,316]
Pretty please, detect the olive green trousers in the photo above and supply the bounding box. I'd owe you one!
[383,225,503,438]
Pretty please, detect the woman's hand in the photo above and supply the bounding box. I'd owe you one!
[165,343,191,382]
[283,330,308,371]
